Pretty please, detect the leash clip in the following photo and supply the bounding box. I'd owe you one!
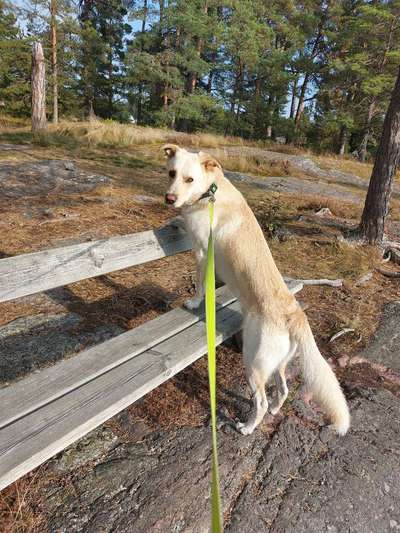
[208,182,218,203]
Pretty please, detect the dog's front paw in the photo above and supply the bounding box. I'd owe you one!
[184,296,203,310]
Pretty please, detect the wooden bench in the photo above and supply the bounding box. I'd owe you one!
[0,225,302,491]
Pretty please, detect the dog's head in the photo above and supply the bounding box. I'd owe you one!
[162,144,221,208]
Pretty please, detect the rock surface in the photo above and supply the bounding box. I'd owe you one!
[215,146,400,198]
[225,171,362,204]
[362,301,400,370]
[41,388,400,533]
[0,160,110,198]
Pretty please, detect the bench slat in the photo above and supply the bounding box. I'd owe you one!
[0,226,192,303]
[0,285,236,430]
[0,301,242,491]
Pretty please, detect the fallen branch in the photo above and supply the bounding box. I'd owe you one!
[376,268,400,278]
[329,328,355,343]
[285,277,343,288]
[383,240,400,251]
[384,247,400,266]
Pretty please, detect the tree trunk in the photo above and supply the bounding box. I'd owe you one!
[141,0,147,34]
[358,99,376,162]
[31,42,47,132]
[295,27,322,128]
[50,0,58,123]
[187,3,208,94]
[254,77,262,137]
[358,19,395,162]
[338,125,347,155]
[88,98,95,121]
[137,0,148,123]
[294,72,309,126]
[206,69,214,93]
[289,76,298,120]
[359,67,400,244]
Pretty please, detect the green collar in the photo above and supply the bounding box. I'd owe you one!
[200,182,218,202]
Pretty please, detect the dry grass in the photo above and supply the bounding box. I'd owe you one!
[271,238,380,280]
[316,153,400,183]
[47,119,304,151]
[295,195,363,220]
[43,119,305,156]
[210,147,303,178]
[0,470,48,532]
[47,120,250,150]
[0,117,382,181]
[0,119,306,178]
[0,114,29,129]
[316,154,373,180]
[52,120,170,147]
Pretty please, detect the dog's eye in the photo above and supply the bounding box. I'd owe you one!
[169,170,176,179]
[185,177,194,183]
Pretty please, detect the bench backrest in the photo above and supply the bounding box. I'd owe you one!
[0,226,191,303]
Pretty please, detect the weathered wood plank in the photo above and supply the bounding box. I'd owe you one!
[0,301,242,491]
[0,285,236,429]
[0,226,192,303]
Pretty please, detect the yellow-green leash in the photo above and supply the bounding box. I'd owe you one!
[205,184,222,532]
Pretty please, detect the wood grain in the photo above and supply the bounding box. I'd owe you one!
[0,226,192,303]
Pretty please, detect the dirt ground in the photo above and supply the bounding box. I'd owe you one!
[0,135,399,532]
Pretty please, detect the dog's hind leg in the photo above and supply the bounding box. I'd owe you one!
[269,363,288,416]
[236,369,269,435]
[236,317,291,435]
[269,342,297,415]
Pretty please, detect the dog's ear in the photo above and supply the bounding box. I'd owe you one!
[199,152,222,172]
[162,144,180,159]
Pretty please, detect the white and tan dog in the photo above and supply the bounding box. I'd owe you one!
[163,144,350,436]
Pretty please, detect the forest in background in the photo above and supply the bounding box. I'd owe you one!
[1,0,400,159]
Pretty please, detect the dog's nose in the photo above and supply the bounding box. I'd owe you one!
[165,193,177,205]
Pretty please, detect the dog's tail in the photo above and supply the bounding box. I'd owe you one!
[294,321,350,435]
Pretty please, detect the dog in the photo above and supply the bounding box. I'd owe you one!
[162,143,350,436]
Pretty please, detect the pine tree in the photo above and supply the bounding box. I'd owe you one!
[314,0,400,156]
[0,1,31,116]
[3,0,400,145]
[78,0,132,119]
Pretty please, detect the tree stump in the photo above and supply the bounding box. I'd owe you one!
[31,42,47,132]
